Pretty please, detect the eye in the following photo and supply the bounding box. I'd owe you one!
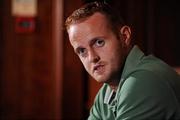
[95,39,105,47]
[77,48,87,57]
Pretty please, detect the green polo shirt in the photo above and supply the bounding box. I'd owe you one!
[88,45,180,120]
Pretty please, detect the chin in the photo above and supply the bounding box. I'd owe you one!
[96,79,105,83]
[94,76,109,83]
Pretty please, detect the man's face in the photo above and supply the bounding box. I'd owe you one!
[68,13,129,85]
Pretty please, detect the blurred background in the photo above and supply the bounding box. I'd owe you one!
[0,0,180,119]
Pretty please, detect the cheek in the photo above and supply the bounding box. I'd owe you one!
[106,44,123,66]
[103,43,121,60]
[80,58,90,71]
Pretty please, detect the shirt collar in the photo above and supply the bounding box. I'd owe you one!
[121,45,145,79]
[104,85,116,104]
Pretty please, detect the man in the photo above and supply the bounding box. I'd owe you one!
[65,1,180,119]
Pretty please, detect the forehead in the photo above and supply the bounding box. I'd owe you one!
[68,12,110,37]
[68,12,112,48]
[69,12,110,31]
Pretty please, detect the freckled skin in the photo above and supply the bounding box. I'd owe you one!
[68,12,131,89]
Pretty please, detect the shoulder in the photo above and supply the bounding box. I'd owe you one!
[115,70,180,119]
[94,84,108,103]
[116,70,179,118]
[120,70,172,98]
[88,84,109,120]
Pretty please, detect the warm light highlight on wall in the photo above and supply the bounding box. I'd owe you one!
[12,0,37,17]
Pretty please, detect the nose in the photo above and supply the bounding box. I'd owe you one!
[88,49,100,63]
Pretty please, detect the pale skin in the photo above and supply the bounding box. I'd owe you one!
[68,12,132,90]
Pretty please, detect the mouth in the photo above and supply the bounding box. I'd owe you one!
[93,64,105,74]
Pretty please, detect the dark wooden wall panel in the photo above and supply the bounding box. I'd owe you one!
[63,0,86,119]
[0,0,62,119]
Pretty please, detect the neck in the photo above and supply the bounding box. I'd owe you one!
[109,84,118,91]
[108,46,132,91]
[108,64,125,91]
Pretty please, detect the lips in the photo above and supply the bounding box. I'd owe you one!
[93,64,105,74]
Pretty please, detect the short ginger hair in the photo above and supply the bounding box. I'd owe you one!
[65,1,125,36]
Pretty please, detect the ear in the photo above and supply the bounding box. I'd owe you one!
[119,25,131,46]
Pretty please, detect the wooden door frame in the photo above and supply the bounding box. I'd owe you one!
[52,0,64,119]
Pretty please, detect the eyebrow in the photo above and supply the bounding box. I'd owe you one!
[89,36,104,46]
[89,38,97,46]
